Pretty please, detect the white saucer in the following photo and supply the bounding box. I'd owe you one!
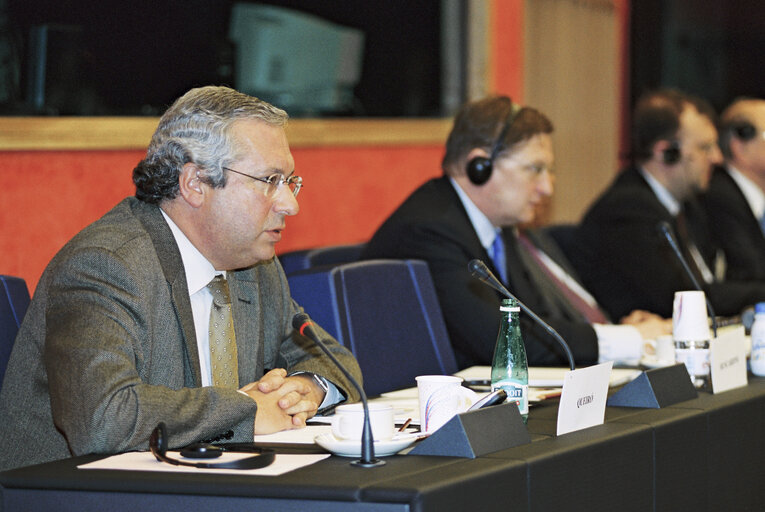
[640,355,676,369]
[314,433,418,458]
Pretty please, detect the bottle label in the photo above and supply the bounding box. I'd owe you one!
[499,306,521,313]
[493,380,528,415]
[675,347,710,377]
[751,343,765,376]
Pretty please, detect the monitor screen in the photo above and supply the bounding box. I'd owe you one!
[229,3,364,116]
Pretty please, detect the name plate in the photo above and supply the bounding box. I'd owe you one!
[710,326,747,394]
[557,361,613,436]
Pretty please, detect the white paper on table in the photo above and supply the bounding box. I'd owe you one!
[710,325,748,394]
[455,365,640,388]
[78,450,330,476]
[556,361,613,436]
[254,424,332,444]
[368,385,561,427]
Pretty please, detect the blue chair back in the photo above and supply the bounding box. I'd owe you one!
[0,275,31,389]
[278,243,366,276]
[288,260,457,396]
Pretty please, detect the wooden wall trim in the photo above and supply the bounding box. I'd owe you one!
[0,117,453,151]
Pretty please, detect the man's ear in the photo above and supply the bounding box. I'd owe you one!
[466,147,490,163]
[729,135,748,162]
[652,139,681,166]
[178,162,205,208]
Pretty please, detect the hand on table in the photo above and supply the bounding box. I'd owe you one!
[240,368,327,434]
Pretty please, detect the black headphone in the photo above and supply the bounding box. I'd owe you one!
[663,141,681,165]
[731,121,757,141]
[467,103,522,185]
[149,422,275,470]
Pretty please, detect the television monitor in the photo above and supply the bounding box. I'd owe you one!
[229,3,364,116]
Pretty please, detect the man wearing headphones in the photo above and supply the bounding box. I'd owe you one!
[362,96,669,369]
[703,98,765,281]
[574,89,765,320]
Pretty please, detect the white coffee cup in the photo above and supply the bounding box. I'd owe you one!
[331,403,395,442]
[416,375,476,434]
[647,334,676,363]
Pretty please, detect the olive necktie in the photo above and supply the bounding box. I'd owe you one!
[207,275,239,388]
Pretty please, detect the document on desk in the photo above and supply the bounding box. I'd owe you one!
[254,424,332,444]
[78,450,330,476]
[456,366,640,388]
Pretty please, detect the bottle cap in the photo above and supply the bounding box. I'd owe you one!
[500,298,520,312]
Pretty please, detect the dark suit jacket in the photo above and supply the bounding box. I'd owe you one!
[702,166,765,281]
[361,177,598,369]
[0,197,360,471]
[574,167,765,320]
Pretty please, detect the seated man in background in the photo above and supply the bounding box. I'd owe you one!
[703,98,765,281]
[0,86,361,472]
[362,96,669,369]
[574,89,765,320]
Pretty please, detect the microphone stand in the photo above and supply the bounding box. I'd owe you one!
[292,313,384,468]
[658,221,718,338]
[468,259,576,371]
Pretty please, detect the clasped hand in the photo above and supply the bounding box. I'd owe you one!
[620,309,673,340]
[240,368,326,434]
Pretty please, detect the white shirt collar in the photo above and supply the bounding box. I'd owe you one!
[160,209,220,296]
[726,165,765,219]
[639,167,681,216]
[449,177,501,249]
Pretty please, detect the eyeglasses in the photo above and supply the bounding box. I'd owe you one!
[222,167,302,197]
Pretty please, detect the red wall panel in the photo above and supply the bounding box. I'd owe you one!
[0,145,443,292]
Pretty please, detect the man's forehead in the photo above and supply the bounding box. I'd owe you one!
[231,119,292,162]
[680,108,717,140]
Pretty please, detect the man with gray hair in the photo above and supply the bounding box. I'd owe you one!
[703,98,765,281]
[0,86,361,471]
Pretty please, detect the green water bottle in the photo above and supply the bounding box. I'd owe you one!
[490,298,529,423]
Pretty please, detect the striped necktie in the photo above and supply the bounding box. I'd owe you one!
[516,232,610,324]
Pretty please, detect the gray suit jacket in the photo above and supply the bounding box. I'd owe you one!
[0,197,361,471]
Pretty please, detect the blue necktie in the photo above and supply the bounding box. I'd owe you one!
[490,233,508,284]
[759,214,765,237]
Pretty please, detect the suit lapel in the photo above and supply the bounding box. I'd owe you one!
[720,168,765,240]
[228,268,263,384]
[434,178,505,283]
[132,199,203,386]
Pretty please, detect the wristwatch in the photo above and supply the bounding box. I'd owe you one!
[288,371,329,394]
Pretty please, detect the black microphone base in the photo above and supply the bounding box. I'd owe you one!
[351,457,386,468]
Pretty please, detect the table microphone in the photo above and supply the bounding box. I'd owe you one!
[657,221,718,337]
[292,312,384,468]
[468,259,575,371]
